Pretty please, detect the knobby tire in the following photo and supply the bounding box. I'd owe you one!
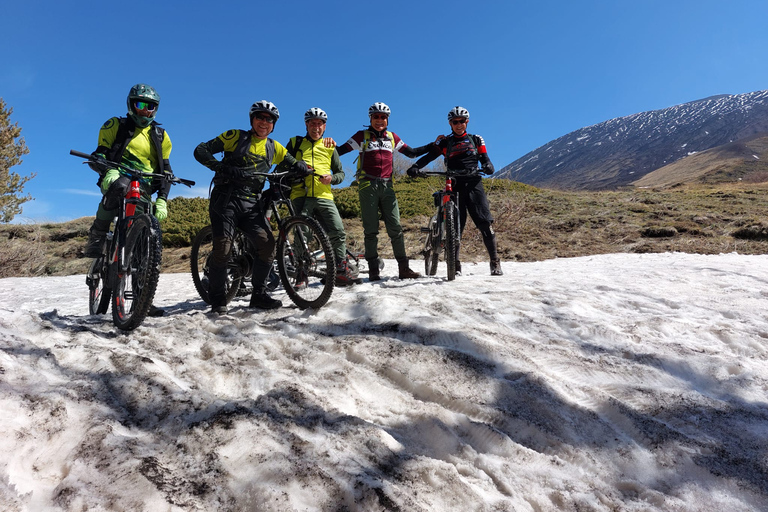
[87,255,111,315]
[277,216,335,310]
[424,215,440,276]
[444,204,458,281]
[112,214,162,330]
[190,225,244,305]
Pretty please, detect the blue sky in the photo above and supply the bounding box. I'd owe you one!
[4,0,768,222]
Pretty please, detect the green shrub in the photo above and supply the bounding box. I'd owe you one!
[156,178,532,246]
[334,186,361,218]
[161,197,210,247]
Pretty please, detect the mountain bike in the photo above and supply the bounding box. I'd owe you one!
[70,150,195,330]
[190,169,335,310]
[419,169,477,281]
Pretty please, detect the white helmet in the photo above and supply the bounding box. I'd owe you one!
[304,107,328,122]
[249,100,280,124]
[368,102,391,117]
[447,106,470,120]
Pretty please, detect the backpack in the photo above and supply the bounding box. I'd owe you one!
[286,135,304,159]
[444,133,480,172]
[230,130,275,167]
[214,130,276,200]
[103,117,167,173]
[355,130,396,176]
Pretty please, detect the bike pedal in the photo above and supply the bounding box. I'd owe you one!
[420,227,431,233]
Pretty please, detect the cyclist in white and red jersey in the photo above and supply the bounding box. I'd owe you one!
[336,102,432,280]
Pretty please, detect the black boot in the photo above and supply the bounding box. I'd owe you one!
[490,258,503,276]
[397,258,420,279]
[84,218,111,257]
[367,258,381,281]
[148,305,165,317]
[249,292,282,310]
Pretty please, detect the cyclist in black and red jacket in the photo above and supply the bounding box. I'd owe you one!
[406,106,502,276]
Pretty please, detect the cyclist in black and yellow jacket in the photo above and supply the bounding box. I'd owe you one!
[194,100,311,315]
[280,107,359,286]
[83,83,173,317]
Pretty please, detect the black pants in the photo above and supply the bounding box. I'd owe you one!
[208,188,275,306]
[454,176,498,261]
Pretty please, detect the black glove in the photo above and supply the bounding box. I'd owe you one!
[480,167,493,176]
[294,161,313,177]
[87,153,110,174]
[217,164,247,181]
[406,165,424,178]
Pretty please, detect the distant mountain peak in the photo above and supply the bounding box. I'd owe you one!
[497,90,768,190]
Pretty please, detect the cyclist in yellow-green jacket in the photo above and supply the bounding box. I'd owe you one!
[83,83,173,317]
[280,107,360,286]
[84,84,173,259]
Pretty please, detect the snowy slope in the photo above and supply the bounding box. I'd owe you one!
[1,254,767,511]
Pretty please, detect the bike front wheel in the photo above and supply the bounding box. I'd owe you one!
[112,214,162,330]
[277,216,335,309]
[87,255,111,315]
[190,225,244,305]
[444,205,458,281]
[423,215,439,276]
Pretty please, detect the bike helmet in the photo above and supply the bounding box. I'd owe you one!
[368,102,391,117]
[127,83,160,128]
[304,107,328,122]
[447,106,470,120]
[249,100,280,124]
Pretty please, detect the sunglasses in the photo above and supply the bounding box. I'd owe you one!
[253,114,276,123]
[134,101,158,112]
[450,119,467,125]
[370,114,388,120]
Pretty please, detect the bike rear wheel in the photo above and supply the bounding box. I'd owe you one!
[444,205,458,281]
[423,215,439,276]
[87,255,111,315]
[277,216,335,309]
[190,225,244,305]
[112,214,162,330]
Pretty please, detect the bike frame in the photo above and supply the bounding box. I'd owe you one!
[435,175,459,247]
[71,149,194,329]
[112,179,147,282]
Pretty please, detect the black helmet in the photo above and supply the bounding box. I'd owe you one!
[249,100,280,125]
[304,107,328,122]
[127,83,160,127]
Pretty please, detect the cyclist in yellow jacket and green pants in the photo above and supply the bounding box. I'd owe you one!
[281,107,359,286]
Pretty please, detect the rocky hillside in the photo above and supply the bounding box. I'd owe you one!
[633,134,768,188]
[496,90,768,190]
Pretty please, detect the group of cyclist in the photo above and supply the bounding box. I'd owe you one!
[83,84,503,316]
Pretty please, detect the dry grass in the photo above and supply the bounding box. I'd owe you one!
[2,181,768,278]
[376,181,768,264]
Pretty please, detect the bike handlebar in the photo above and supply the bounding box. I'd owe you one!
[70,149,196,187]
[222,167,318,184]
[419,169,482,178]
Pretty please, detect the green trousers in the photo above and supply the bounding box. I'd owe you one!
[357,178,406,261]
[292,197,347,266]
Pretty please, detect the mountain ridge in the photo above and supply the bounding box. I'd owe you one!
[497,90,768,190]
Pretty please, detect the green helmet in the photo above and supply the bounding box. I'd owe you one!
[127,83,160,127]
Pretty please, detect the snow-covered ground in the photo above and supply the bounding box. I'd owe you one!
[1,253,767,511]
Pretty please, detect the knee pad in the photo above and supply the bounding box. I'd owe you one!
[211,236,233,266]
[101,176,131,210]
